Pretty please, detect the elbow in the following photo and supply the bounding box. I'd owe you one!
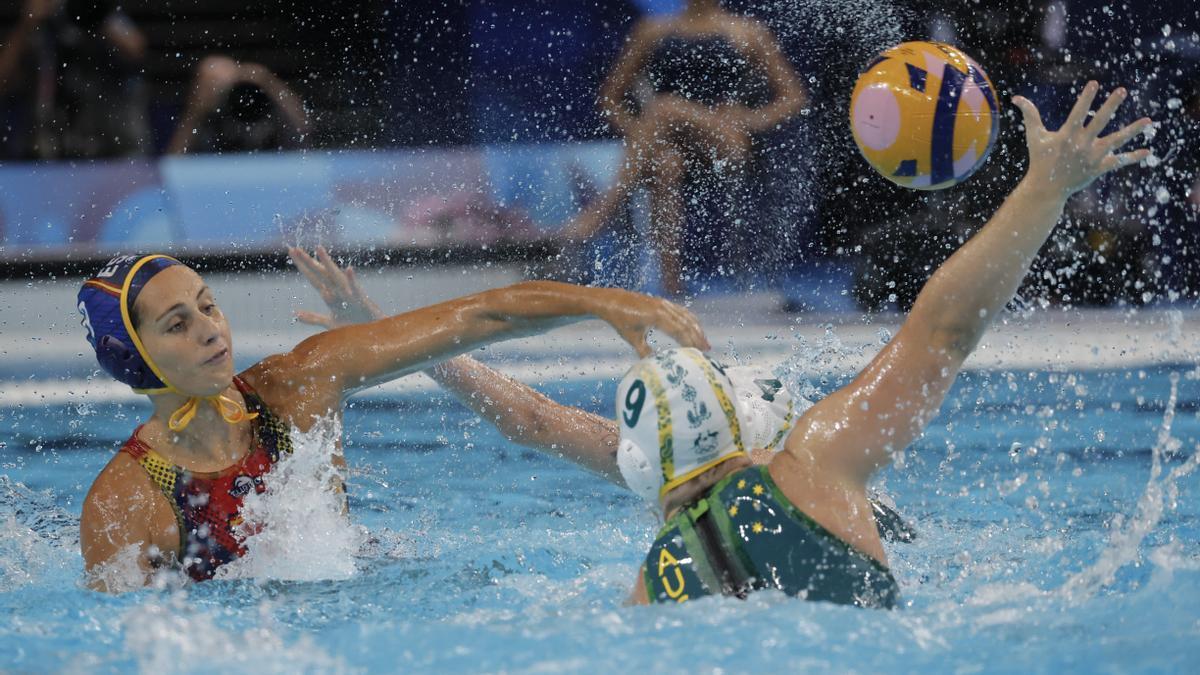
[493,403,551,447]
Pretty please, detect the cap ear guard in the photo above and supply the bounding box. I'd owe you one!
[78,254,259,432]
[617,438,660,503]
[727,366,799,452]
[95,334,155,390]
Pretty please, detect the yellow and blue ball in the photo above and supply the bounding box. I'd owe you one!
[850,41,1000,190]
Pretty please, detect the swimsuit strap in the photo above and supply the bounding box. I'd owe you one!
[233,376,293,460]
[117,378,294,574]
[122,430,180,496]
[120,429,187,553]
[120,376,291,482]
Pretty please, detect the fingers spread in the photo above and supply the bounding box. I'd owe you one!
[1099,148,1151,174]
[290,247,329,294]
[1064,80,1100,130]
[1086,87,1126,138]
[315,246,357,298]
[1101,117,1153,152]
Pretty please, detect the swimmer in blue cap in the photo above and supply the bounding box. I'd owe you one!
[77,255,709,590]
[299,83,1151,607]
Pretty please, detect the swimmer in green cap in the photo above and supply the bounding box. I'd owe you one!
[296,82,1152,607]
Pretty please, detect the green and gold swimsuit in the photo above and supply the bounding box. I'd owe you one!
[643,465,900,608]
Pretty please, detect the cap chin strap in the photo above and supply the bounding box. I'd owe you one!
[167,392,258,432]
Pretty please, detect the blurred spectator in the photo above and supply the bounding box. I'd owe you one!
[557,0,806,297]
[168,55,309,155]
[0,0,150,159]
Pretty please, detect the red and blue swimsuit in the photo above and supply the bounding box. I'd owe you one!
[120,377,292,581]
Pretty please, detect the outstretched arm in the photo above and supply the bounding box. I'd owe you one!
[288,247,629,482]
[789,83,1152,485]
[426,357,623,482]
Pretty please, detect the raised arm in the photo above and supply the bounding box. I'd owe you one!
[288,279,703,396]
[788,83,1152,485]
[283,247,660,481]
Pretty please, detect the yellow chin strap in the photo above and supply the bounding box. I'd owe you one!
[167,393,258,432]
[118,255,258,433]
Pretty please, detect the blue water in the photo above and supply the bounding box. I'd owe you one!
[2,366,1199,673]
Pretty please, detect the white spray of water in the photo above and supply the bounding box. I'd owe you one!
[1059,372,1200,602]
[0,476,78,591]
[120,593,356,674]
[970,372,1200,609]
[215,416,367,582]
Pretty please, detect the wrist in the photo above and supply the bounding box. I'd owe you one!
[1016,172,1071,207]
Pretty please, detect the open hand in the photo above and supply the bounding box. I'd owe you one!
[288,246,385,328]
[1012,82,1152,196]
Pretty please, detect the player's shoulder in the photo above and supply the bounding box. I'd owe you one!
[84,450,156,513]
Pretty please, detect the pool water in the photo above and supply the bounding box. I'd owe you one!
[2,365,1199,672]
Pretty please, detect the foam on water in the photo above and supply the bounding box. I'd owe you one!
[120,594,354,674]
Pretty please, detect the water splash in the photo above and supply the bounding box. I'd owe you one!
[1059,371,1200,602]
[776,324,871,402]
[216,417,367,582]
[963,371,1200,610]
[0,476,78,591]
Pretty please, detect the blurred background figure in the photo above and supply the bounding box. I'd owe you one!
[167,55,309,155]
[0,0,150,159]
[0,0,1195,309]
[557,0,807,298]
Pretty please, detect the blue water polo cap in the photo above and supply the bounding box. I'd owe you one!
[77,254,183,393]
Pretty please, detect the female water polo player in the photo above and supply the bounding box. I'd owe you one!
[76,259,708,591]
[290,247,915,542]
[614,83,1153,606]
